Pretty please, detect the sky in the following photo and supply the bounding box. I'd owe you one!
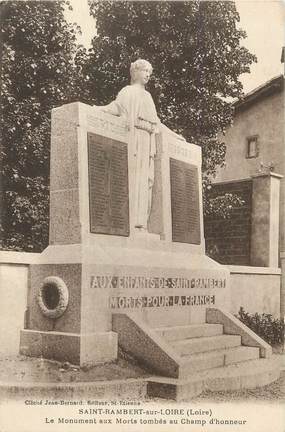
[65,0,285,94]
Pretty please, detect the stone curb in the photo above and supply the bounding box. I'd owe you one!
[0,377,149,401]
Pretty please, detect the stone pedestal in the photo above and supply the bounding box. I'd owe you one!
[250,172,283,267]
[20,102,230,366]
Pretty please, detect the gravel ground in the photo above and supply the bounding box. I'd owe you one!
[0,353,149,384]
[0,352,284,403]
[194,370,285,403]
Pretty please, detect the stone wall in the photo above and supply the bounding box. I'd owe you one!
[204,180,252,265]
[0,252,39,356]
[229,266,281,319]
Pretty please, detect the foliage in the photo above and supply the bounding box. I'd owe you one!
[85,0,256,213]
[0,1,85,251]
[236,307,284,346]
[1,1,257,250]
[204,192,245,218]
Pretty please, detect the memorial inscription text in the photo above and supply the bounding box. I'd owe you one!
[89,274,225,310]
[170,158,201,244]
[88,133,129,236]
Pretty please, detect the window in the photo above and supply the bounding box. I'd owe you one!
[246,136,259,158]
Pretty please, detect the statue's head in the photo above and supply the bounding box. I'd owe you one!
[130,59,153,86]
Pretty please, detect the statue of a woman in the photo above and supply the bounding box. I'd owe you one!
[99,59,159,231]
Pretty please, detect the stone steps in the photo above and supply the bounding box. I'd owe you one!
[153,323,261,379]
[154,323,223,341]
[171,334,242,356]
[111,314,279,400]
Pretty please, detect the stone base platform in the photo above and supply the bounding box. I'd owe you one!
[147,355,281,401]
[20,329,118,366]
[20,242,231,366]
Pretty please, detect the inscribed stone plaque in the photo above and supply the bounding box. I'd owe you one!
[88,133,129,236]
[170,158,201,244]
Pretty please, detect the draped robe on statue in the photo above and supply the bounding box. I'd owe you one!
[111,84,159,230]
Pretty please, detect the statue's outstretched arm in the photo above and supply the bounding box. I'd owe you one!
[93,101,122,117]
[93,87,130,118]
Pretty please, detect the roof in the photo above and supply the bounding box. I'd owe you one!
[234,75,284,112]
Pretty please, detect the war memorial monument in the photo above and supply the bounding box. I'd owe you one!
[19,59,280,400]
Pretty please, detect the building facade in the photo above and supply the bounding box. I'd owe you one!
[205,72,285,318]
[213,74,284,255]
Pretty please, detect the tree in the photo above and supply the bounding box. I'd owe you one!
[0,1,84,251]
[84,0,256,213]
[0,1,256,251]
